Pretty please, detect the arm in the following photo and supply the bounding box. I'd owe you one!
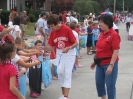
[17,59,41,68]
[10,76,25,99]
[19,68,27,77]
[110,50,119,65]
[78,31,87,36]
[16,31,20,38]
[23,49,38,53]
[39,27,45,36]
[62,40,78,53]
[18,50,40,57]
[42,45,54,52]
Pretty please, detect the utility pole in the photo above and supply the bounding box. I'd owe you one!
[123,0,124,12]
[114,0,116,14]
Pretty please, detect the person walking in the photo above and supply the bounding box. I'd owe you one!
[90,14,121,99]
[20,11,30,40]
[125,15,131,32]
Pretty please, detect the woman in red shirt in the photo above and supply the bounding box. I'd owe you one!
[40,14,78,99]
[0,35,25,99]
[90,14,121,99]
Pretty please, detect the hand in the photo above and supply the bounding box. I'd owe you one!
[34,60,41,65]
[106,65,113,75]
[62,47,70,53]
[90,62,95,70]
[39,46,45,50]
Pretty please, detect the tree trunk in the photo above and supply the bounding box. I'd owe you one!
[114,0,116,14]
[17,0,25,15]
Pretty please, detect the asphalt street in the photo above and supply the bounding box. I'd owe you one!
[26,23,133,99]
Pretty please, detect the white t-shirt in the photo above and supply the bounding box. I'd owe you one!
[73,18,78,24]
[125,16,131,23]
[66,17,70,23]
[8,21,13,27]
[11,25,21,39]
[11,54,20,70]
[70,16,74,22]
[84,19,89,27]
[36,18,45,35]
[113,23,118,30]
[72,30,79,44]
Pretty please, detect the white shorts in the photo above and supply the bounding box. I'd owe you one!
[58,54,75,88]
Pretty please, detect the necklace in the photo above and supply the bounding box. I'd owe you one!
[4,61,19,82]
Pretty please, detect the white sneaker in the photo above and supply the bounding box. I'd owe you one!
[58,95,64,99]
[63,97,68,99]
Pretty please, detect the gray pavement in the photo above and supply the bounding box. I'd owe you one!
[26,24,133,99]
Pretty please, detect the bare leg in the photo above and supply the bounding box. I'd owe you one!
[64,88,70,97]
[51,64,58,80]
[101,95,106,99]
[61,87,65,95]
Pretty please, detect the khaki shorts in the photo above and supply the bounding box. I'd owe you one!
[20,24,27,32]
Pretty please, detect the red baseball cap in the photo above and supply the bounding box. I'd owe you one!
[0,25,4,32]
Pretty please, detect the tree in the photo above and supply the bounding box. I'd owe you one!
[73,0,100,15]
[17,0,25,15]
[93,0,108,11]
[52,0,74,13]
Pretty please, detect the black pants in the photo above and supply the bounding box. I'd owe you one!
[29,65,42,94]
[126,22,130,32]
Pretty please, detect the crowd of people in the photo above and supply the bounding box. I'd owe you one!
[2,9,133,99]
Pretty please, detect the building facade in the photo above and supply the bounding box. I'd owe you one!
[0,0,51,12]
[0,0,17,10]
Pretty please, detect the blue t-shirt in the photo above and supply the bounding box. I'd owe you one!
[92,29,100,40]
[87,26,92,40]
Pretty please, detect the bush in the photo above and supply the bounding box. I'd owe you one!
[0,10,10,24]
[29,14,37,22]
[31,10,41,19]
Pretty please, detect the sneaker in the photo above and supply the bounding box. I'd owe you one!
[58,95,64,99]
[35,93,40,96]
[41,87,44,91]
[30,93,38,98]
[63,97,68,99]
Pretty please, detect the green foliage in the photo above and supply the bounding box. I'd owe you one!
[28,14,37,22]
[93,0,107,11]
[74,0,101,15]
[26,7,41,18]
[31,10,41,19]
[0,10,10,24]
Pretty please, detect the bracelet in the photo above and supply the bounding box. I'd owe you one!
[109,64,114,67]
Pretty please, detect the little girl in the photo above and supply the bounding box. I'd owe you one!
[0,35,25,99]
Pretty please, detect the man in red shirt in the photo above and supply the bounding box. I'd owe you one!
[62,11,67,24]
[40,14,78,99]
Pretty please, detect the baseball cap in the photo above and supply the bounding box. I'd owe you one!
[41,11,46,16]
[0,25,4,32]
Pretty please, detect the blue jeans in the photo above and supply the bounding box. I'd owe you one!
[95,62,118,99]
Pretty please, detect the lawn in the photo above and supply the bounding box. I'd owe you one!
[26,22,35,36]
